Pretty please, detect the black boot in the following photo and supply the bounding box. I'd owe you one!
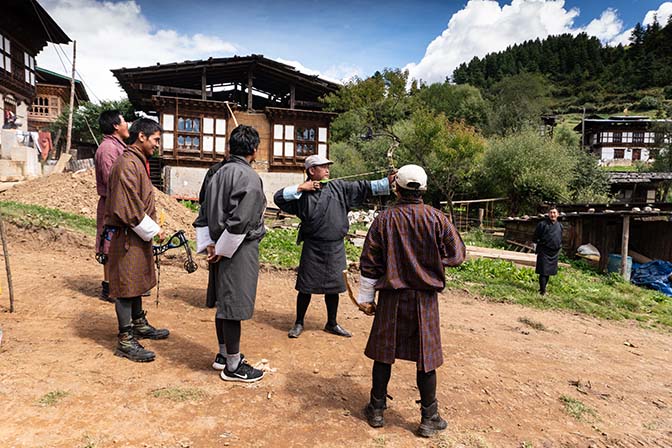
[99,281,114,303]
[364,391,387,428]
[417,400,448,438]
[115,331,155,362]
[132,311,170,340]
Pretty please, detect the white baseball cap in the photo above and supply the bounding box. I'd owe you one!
[396,164,427,191]
[305,154,334,169]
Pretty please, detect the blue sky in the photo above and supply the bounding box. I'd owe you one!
[38,0,672,101]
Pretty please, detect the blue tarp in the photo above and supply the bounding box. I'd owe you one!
[631,260,672,296]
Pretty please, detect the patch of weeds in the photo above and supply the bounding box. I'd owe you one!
[259,228,361,268]
[643,421,659,430]
[559,395,597,422]
[178,199,200,213]
[151,386,206,402]
[436,433,491,448]
[80,435,97,448]
[520,442,534,448]
[448,257,672,328]
[462,229,508,250]
[38,390,69,406]
[0,201,96,236]
[373,435,386,447]
[518,317,547,331]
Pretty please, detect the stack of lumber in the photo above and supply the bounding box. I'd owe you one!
[466,245,570,268]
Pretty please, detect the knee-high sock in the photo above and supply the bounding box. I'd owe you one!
[372,361,392,400]
[222,319,242,370]
[115,298,133,333]
[131,296,143,320]
[539,275,550,293]
[215,318,226,354]
[295,292,311,325]
[222,319,241,354]
[417,369,437,407]
[325,293,339,326]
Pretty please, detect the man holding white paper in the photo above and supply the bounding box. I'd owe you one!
[196,125,267,383]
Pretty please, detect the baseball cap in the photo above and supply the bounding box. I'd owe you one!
[305,154,334,169]
[396,164,427,191]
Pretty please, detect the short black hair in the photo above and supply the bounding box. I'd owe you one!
[398,187,423,199]
[98,110,122,135]
[128,118,162,145]
[229,125,259,156]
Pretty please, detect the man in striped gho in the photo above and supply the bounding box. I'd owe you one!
[357,164,466,437]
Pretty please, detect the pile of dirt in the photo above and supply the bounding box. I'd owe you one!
[0,169,197,239]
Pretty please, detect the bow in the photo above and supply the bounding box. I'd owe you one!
[152,230,198,274]
[342,269,376,316]
[360,126,399,176]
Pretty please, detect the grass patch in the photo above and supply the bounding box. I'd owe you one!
[559,395,597,422]
[462,229,508,250]
[38,390,69,406]
[518,317,547,331]
[151,386,206,402]
[0,201,96,236]
[178,199,199,213]
[448,257,672,327]
[259,227,362,269]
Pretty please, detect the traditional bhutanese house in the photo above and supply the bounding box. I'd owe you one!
[504,204,672,274]
[607,172,672,204]
[28,67,88,132]
[112,55,340,204]
[0,0,70,140]
[575,115,672,166]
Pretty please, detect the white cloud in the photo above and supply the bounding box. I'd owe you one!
[643,2,672,25]
[581,8,623,42]
[275,58,358,85]
[405,0,672,85]
[37,0,237,101]
[405,0,580,85]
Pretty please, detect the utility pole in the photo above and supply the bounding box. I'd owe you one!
[65,40,76,156]
[581,106,586,150]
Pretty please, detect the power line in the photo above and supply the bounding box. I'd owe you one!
[29,0,102,103]
[29,0,99,145]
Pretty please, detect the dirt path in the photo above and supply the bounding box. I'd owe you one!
[1,227,671,448]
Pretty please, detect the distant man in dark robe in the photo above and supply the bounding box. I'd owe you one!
[105,118,169,363]
[274,155,392,339]
[357,164,466,437]
[95,110,128,302]
[534,207,563,295]
[195,125,266,383]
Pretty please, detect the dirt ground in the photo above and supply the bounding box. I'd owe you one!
[1,226,672,448]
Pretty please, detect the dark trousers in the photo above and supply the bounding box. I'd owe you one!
[295,292,340,326]
[539,275,550,294]
[115,296,143,333]
[215,318,241,354]
[371,361,437,407]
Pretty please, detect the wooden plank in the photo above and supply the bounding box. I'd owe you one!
[621,215,630,279]
[466,245,569,268]
[628,249,652,264]
[51,153,72,174]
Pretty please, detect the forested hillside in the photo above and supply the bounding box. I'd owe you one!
[452,18,672,113]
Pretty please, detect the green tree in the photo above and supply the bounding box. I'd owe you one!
[486,73,551,136]
[480,130,576,214]
[396,108,487,207]
[415,82,488,130]
[51,99,136,150]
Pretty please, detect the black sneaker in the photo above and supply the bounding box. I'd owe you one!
[220,359,264,383]
[212,353,245,371]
